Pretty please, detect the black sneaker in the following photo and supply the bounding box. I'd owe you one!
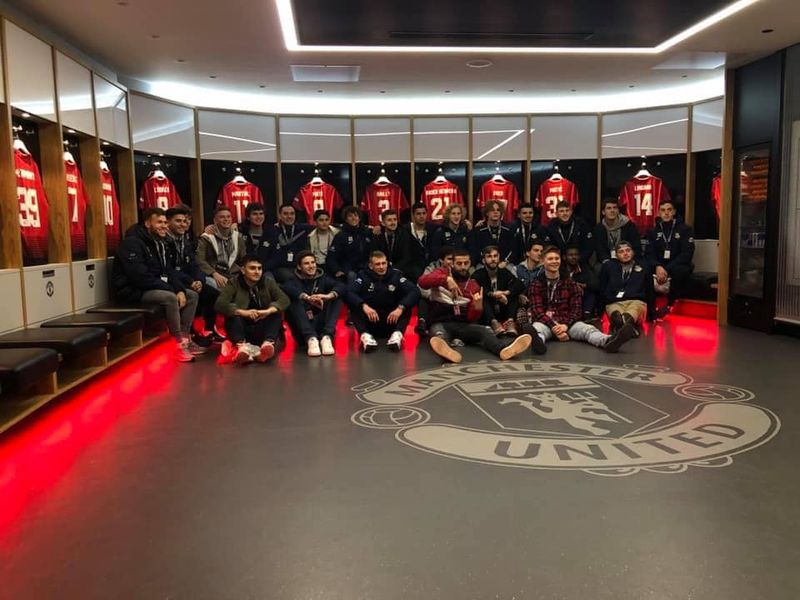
[414,318,428,336]
[192,332,214,348]
[609,311,624,334]
[530,332,547,355]
[653,305,671,321]
[605,323,636,353]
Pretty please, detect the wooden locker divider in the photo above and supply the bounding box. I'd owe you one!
[79,136,106,259]
[717,71,735,325]
[116,147,137,232]
[190,107,204,235]
[685,104,696,227]
[38,121,69,263]
[0,20,22,269]
[467,117,474,222]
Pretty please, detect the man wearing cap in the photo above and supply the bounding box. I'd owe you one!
[599,241,653,337]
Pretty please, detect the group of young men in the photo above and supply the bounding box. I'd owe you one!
[110,195,694,365]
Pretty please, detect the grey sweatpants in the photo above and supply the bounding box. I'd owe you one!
[141,289,199,339]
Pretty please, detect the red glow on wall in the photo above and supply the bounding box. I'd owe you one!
[0,340,176,551]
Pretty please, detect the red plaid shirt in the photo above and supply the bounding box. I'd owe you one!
[527,274,583,328]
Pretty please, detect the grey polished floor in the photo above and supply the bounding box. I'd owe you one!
[0,317,798,600]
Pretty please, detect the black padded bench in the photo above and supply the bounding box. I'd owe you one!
[42,313,144,348]
[87,304,166,335]
[684,272,719,301]
[0,348,59,396]
[0,327,108,368]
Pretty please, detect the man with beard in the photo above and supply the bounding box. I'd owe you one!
[593,198,642,275]
[196,206,246,290]
[525,246,635,355]
[112,208,203,362]
[215,255,289,365]
[327,205,375,285]
[545,201,594,263]
[472,245,525,337]
[418,247,531,363]
[282,251,345,357]
[347,250,420,352]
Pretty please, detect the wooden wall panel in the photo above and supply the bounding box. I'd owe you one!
[79,136,106,258]
[38,121,69,263]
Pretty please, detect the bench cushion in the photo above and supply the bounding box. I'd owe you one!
[0,327,107,359]
[41,313,144,339]
[87,304,165,324]
[0,348,59,394]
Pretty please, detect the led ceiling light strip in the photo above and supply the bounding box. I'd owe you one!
[276,0,761,55]
[200,148,277,156]
[602,118,689,138]
[199,131,277,146]
[476,129,525,160]
[602,145,688,152]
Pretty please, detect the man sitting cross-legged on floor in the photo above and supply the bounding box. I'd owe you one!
[472,245,526,337]
[282,250,345,357]
[347,250,420,353]
[418,247,532,363]
[214,254,289,364]
[523,246,635,355]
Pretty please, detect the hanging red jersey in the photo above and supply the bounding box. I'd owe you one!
[15,149,49,262]
[216,180,264,223]
[534,178,579,223]
[476,179,520,222]
[711,176,721,221]
[102,169,122,253]
[65,161,89,255]
[420,180,463,224]
[618,175,671,233]
[360,182,408,225]
[292,181,343,222]
[138,175,182,210]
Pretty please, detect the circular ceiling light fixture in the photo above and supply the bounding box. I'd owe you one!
[466,59,493,69]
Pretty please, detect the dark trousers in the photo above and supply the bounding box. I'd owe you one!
[582,289,598,317]
[287,297,343,342]
[351,307,411,337]
[225,313,282,345]
[665,264,693,303]
[417,297,431,322]
[429,321,510,356]
[199,284,220,331]
[485,296,519,323]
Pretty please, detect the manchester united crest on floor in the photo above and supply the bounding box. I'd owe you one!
[350,362,780,477]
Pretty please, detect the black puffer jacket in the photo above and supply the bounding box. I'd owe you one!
[112,224,186,302]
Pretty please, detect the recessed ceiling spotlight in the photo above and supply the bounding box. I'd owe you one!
[176,58,186,63]
[508,89,515,93]
[102,141,110,146]
[444,90,451,93]
[466,59,493,69]
[259,84,266,88]
[317,89,323,93]
[151,34,160,39]
[209,75,217,79]
[761,28,774,33]
[379,90,386,94]
[629,84,636,88]
[570,89,577,92]
[681,74,688,78]
[67,129,76,134]
[21,112,31,118]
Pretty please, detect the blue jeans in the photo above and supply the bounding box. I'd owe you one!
[288,297,343,342]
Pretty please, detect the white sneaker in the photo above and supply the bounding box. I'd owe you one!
[234,342,253,365]
[320,335,335,356]
[174,338,195,363]
[386,331,403,352]
[360,332,378,353]
[307,337,321,357]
